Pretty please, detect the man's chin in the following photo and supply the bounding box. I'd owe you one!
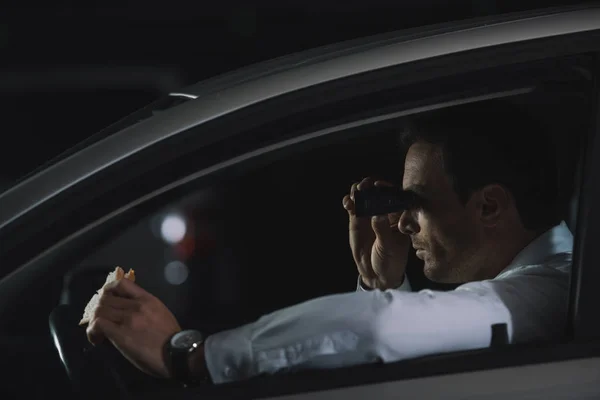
[423,263,455,284]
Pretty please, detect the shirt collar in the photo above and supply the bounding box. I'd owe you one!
[498,221,574,276]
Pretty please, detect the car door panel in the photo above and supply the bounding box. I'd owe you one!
[264,357,600,400]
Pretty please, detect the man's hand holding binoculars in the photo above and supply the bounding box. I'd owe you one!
[342,177,411,290]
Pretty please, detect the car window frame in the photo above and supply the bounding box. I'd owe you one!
[568,51,600,342]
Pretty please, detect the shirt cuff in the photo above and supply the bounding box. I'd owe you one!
[356,274,411,292]
[203,323,254,384]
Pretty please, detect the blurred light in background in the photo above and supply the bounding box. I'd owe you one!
[164,260,189,285]
[174,234,196,261]
[160,213,187,244]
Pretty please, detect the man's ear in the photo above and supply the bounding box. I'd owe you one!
[478,184,510,227]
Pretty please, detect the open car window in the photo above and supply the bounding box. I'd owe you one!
[68,65,592,325]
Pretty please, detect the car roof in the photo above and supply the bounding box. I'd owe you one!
[177,5,586,98]
[1,5,599,231]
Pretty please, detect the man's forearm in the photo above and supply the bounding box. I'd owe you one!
[199,285,512,384]
[185,275,411,384]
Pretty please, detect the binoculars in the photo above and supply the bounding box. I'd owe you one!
[354,186,418,217]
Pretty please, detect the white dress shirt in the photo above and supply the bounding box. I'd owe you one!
[204,222,573,384]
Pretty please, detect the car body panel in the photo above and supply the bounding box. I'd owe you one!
[265,357,600,400]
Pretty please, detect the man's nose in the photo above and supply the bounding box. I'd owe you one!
[398,210,419,235]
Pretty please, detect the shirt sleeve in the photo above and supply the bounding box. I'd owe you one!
[203,284,513,384]
[356,275,412,292]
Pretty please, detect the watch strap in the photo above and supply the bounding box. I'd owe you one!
[164,332,206,385]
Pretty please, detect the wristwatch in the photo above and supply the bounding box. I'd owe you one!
[163,329,208,385]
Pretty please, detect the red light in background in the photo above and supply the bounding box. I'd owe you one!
[174,234,196,260]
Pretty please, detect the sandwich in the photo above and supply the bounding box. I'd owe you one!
[79,266,136,326]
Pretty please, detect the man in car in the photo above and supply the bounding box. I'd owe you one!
[86,100,573,385]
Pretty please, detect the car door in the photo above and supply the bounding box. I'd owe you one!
[1,5,600,400]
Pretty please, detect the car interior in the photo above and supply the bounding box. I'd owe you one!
[0,55,595,400]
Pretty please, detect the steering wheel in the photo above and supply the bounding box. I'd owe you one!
[49,304,130,399]
[50,267,181,398]
[49,266,133,399]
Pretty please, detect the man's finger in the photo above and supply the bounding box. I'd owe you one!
[86,317,121,346]
[99,292,139,310]
[104,278,147,299]
[387,212,402,229]
[374,180,394,188]
[371,215,398,245]
[350,182,359,202]
[357,177,374,191]
[343,194,355,214]
[93,304,128,324]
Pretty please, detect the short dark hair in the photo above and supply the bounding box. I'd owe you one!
[399,99,560,232]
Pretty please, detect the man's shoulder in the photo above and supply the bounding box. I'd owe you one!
[495,252,572,280]
[452,252,572,296]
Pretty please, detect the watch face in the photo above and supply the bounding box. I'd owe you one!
[170,330,204,350]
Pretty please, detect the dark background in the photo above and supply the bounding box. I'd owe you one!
[0,0,585,190]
